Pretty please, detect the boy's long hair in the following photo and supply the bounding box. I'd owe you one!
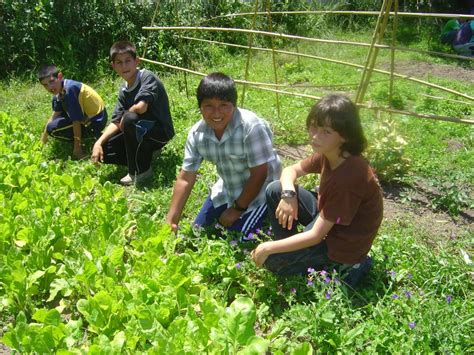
[38,65,59,81]
[306,94,367,155]
[196,72,237,107]
[110,41,137,62]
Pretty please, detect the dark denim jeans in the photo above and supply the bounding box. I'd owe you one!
[263,181,372,288]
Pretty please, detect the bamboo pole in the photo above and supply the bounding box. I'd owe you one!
[144,26,474,62]
[176,35,473,102]
[205,11,474,21]
[174,0,189,97]
[241,0,259,108]
[141,0,161,58]
[266,0,280,120]
[139,57,474,125]
[389,0,399,107]
[356,0,393,104]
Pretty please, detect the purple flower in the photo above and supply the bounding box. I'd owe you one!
[307,267,316,273]
[392,294,399,300]
[215,223,224,230]
[236,263,242,269]
[405,291,412,299]
[408,321,416,329]
[388,270,397,278]
[446,295,452,304]
[255,228,261,234]
[320,270,328,277]
[324,277,331,284]
[407,273,413,279]
[291,288,297,294]
[230,240,238,247]
[307,280,314,286]
[246,233,255,240]
[325,292,331,300]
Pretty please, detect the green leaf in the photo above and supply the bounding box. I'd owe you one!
[111,331,126,352]
[225,297,256,346]
[291,342,314,355]
[108,245,124,266]
[238,336,270,354]
[47,278,70,302]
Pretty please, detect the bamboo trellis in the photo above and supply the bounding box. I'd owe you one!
[142,5,474,125]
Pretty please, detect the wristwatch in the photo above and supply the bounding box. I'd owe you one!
[281,190,297,199]
[231,200,247,212]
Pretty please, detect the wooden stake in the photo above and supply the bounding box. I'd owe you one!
[241,0,259,108]
[389,0,399,107]
[266,0,280,120]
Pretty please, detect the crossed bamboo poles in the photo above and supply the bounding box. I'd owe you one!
[142,4,473,125]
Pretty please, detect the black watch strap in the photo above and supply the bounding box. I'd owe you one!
[281,190,297,199]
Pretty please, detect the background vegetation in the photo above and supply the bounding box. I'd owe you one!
[0,0,473,352]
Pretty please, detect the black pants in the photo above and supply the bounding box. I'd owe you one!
[102,112,168,175]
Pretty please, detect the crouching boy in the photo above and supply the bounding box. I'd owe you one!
[38,65,107,160]
[166,72,281,238]
[92,41,174,185]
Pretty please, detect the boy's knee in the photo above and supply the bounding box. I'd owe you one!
[266,180,282,205]
[121,111,140,130]
[46,121,56,135]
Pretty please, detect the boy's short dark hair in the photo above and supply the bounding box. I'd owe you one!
[196,72,237,107]
[38,65,59,81]
[306,94,367,156]
[110,41,137,62]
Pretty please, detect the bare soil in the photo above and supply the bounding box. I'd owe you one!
[276,144,473,238]
[386,59,474,82]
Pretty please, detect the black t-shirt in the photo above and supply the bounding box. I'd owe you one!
[112,69,174,141]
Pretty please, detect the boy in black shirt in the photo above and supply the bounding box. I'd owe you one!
[92,41,174,185]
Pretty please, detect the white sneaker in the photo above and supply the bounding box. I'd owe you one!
[120,167,153,186]
[120,173,133,186]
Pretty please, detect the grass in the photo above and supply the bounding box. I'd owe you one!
[0,26,473,352]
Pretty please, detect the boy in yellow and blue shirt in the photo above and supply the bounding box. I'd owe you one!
[38,65,107,159]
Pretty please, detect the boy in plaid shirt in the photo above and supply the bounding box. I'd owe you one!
[166,72,281,237]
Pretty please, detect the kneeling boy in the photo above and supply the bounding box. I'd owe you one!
[38,65,107,160]
[166,72,281,238]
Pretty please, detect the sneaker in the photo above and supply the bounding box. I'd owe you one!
[120,173,133,186]
[119,167,153,186]
[342,255,373,288]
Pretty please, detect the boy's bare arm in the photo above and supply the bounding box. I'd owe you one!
[218,163,268,227]
[72,121,85,160]
[41,111,61,144]
[128,100,148,114]
[276,161,309,230]
[91,123,121,163]
[166,170,198,233]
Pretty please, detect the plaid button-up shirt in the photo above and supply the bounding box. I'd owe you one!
[183,108,281,211]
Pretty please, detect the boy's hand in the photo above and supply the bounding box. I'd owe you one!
[219,207,242,227]
[251,242,271,267]
[72,147,87,161]
[91,143,104,163]
[276,198,298,230]
[41,131,49,144]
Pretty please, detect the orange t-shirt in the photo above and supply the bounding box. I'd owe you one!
[300,153,383,264]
